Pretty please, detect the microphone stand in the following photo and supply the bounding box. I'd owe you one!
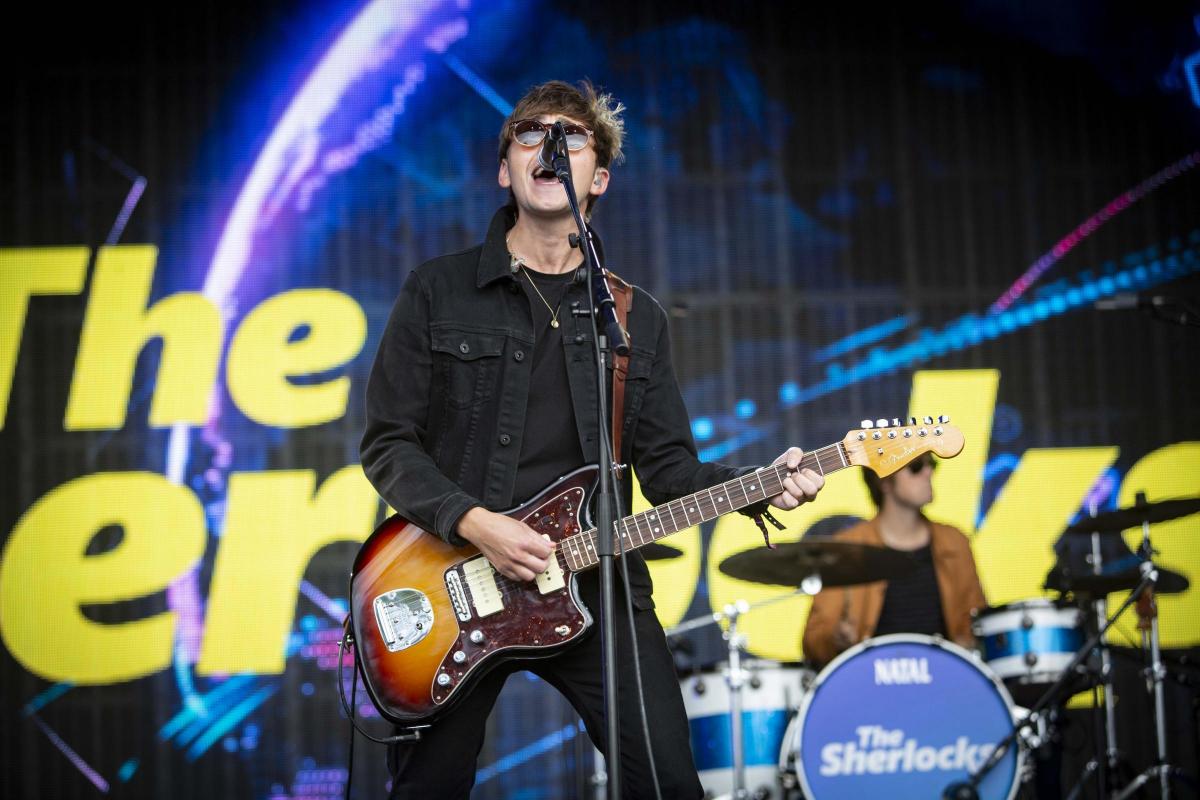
[547,121,630,800]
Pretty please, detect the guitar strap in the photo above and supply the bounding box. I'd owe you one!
[605,271,632,479]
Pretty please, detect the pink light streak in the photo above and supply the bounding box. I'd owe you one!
[989,150,1200,314]
[30,713,110,793]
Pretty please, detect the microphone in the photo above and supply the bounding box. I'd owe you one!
[537,122,567,174]
[1094,292,1162,310]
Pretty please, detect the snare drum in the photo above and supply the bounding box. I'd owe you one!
[680,660,812,799]
[972,598,1083,690]
[782,635,1023,800]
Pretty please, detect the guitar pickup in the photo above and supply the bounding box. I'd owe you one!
[463,557,504,617]
[445,570,472,622]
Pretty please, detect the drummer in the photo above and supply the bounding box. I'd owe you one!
[801,454,986,667]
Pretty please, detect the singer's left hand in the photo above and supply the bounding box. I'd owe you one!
[768,447,825,511]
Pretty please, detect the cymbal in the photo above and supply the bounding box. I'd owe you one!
[641,541,683,560]
[1050,564,1191,596]
[1064,497,1200,535]
[718,540,917,588]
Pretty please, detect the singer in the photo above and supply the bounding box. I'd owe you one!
[359,79,825,799]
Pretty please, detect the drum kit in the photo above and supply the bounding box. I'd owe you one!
[662,494,1199,800]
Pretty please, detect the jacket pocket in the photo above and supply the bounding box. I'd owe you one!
[431,328,505,409]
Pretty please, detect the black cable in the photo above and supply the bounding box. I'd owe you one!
[335,616,423,745]
[345,658,356,800]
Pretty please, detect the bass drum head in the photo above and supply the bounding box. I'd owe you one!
[793,634,1023,800]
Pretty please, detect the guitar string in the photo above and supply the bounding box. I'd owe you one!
[382,447,854,608]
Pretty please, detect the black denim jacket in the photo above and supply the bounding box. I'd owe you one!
[361,207,750,608]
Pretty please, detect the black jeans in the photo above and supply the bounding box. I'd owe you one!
[386,594,702,800]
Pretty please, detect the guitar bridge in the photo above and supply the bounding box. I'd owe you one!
[373,588,434,652]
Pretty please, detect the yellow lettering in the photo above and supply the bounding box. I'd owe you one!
[1110,442,1199,648]
[226,289,366,428]
[66,245,222,429]
[0,247,89,428]
[635,475,701,629]
[707,475,874,662]
[197,466,378,674]
[908,369,998,533]
[0,472,206,683]
[971,448,1118,605]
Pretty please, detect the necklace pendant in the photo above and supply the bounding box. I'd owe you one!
[550,319,560,328]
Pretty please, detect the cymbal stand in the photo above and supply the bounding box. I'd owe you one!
[1065,530,1126,800]
[667,589,811,800]
[949,571,1154,800]
[1111,514,1194,800]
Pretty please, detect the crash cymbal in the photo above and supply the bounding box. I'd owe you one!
[641,541,684,560]
[718,540,917,588]
[1064,497,1200,535]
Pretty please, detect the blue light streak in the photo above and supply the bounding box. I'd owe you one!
[475,721,585,784]
[441,53,514,116]
[812,314,915,362]
[185,684,279,761]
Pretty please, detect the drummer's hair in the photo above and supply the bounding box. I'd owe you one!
[862,468,884,508]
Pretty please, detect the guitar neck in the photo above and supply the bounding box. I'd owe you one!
[560,442,853,572]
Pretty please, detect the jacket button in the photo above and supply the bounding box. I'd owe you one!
[499,434,512,446]
[459,342,470,354]
[574,334,585,343]
[513,350,525,362]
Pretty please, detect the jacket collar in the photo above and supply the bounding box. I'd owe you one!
[476,205,606,288]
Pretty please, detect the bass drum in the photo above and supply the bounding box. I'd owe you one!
[680,660,814,799]
[780,635,1023,800]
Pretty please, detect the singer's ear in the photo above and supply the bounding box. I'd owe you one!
[589,167,610,197]
[498,158,512,189]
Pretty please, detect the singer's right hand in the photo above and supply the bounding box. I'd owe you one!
[457,507,554,582]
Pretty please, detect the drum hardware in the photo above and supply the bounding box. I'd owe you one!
[946,566,1157,800]
[968,492,1199,800]
[667,591,810,800]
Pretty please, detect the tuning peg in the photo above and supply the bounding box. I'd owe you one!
[875,418,889,428]
[891,418,902,428]
[909,416,918,426]
[922,416,934,425]
[938,414,950,424]
[860,419,873,429]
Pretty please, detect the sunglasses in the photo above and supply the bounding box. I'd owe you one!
[906,456,937,474]
[510,119,594,151]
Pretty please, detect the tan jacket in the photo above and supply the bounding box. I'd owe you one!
[801,517,986,668]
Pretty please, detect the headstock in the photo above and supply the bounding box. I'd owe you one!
[842,415,964,477]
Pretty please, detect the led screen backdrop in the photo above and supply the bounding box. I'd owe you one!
[3,1,1199,798]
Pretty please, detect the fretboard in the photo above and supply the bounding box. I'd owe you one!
[559,442,852,572]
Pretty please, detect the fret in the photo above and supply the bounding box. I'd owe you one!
[837,442,848,468]
[744,472,763,503]
[813,451,825,476]
[633,513,652,544]
[678,498,693,527]
[735,474,751,506]
[642,509,659,539]
[621,517,639,548]
[663,501,679,533]
[682,495,698,524]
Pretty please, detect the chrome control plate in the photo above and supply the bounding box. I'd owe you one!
[373,588,434,652]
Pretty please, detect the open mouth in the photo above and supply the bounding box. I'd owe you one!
[532,166,557,183]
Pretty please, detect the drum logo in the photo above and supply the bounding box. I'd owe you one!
[873,657,932,685]
[819,725,996,777]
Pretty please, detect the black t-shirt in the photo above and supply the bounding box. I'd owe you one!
[512,267,587,505]
[873,544,947,637]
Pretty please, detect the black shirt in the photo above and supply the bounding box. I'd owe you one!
[872,544,947,637]
[512,267,585,504]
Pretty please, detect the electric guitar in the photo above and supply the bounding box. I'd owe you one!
[349,416,964,726]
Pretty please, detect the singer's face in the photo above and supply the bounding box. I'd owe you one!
[498,113,609,219]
